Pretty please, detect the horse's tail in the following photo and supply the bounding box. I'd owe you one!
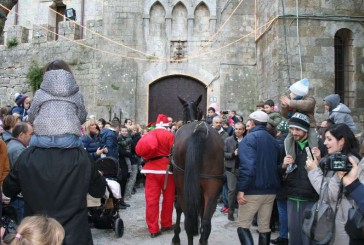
[184,125,206,236]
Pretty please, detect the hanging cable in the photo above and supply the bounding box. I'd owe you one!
[254,16,279,41]
[0,4,153,61]
[48,7,168,61]
[0,3,282,63]
[49,0,246,62]
[189,0,246,58]
[281,0,292,84]
[296,0,303,79]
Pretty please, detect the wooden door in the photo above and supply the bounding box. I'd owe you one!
[148,76,207,122]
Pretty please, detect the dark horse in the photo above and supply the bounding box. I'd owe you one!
[171,95,225,245]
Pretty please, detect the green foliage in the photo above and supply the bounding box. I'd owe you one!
[27,62,43,93]
[6,38,18,48]
[111,84,120,90]
[68,59,78,66]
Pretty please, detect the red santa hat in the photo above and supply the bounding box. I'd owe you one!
[156,114,169,127]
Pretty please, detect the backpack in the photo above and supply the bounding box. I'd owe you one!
[302,177,343,245]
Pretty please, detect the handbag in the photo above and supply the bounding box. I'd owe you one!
[302,201,335,245]
[302,177,343,245]
[345,207,364,240]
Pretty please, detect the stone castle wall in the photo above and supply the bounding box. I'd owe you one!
[256,0,364,128]
[1,0,364,131]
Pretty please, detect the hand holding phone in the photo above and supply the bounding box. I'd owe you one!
[305,147,314,161]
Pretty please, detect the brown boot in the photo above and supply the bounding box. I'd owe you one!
[228,210,235,221]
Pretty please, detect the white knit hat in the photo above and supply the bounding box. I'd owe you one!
[249,111,269,123]
[289,78,310,96]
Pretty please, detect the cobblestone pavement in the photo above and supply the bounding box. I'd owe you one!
[92,187,279,244]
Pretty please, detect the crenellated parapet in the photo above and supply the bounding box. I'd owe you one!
[2,20,88,46]
[5,26,29,44]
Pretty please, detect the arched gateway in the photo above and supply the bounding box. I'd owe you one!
[148,75,207,123]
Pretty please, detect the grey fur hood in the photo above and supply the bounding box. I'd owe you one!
[41,70,79,97]
[324,94,340,111]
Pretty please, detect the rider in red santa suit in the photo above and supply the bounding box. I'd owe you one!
[136,114,175,238]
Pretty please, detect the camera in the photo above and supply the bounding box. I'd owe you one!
[221,110,229,114]
[321,153,352,172]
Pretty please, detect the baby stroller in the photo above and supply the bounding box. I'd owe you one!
[88,157,124,238]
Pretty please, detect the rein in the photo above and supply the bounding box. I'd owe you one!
[170,158,225,179]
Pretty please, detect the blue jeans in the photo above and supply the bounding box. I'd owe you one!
[222,182,229,208]
[277,199,288,239]
[10,197,24,222]
[287,199,315,245]
[30,134,83,148]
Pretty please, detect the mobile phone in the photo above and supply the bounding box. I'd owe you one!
[305,147,314,161]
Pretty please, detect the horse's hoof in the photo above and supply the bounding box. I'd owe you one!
[171,237,181,245]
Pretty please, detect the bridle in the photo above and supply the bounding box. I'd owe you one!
[182,101,202,124]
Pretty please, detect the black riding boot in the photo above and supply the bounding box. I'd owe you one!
[258,232,271,245]
[237,227,254,245]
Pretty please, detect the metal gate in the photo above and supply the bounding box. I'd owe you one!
[148,76,207,122]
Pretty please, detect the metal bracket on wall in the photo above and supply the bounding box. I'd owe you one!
[170,40,187,63]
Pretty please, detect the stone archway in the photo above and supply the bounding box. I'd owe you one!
[148,75,207,122]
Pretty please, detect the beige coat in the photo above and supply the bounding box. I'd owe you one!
[307,157,364,245]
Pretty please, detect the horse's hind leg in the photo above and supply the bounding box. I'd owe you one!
[198,218,211,245]
[172,201,182,245]
[198,198,215,245]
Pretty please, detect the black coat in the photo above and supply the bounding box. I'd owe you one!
[3,147,106,245]
[285,140,327,202]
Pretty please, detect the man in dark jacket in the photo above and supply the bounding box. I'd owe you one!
[236,111,280,245]
[3,147,106,245]
[6,122,34,221]
[100,120,120,159]
[271,120,289,245]
[224,122,245,221]
[282,112,326,245]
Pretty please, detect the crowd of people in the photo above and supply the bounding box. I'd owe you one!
[0,59,364,245]
[193,78,364,245]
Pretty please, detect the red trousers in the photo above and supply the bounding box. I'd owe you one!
[145,174,175,233]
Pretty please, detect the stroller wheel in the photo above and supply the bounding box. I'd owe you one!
[114,217,124,238]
